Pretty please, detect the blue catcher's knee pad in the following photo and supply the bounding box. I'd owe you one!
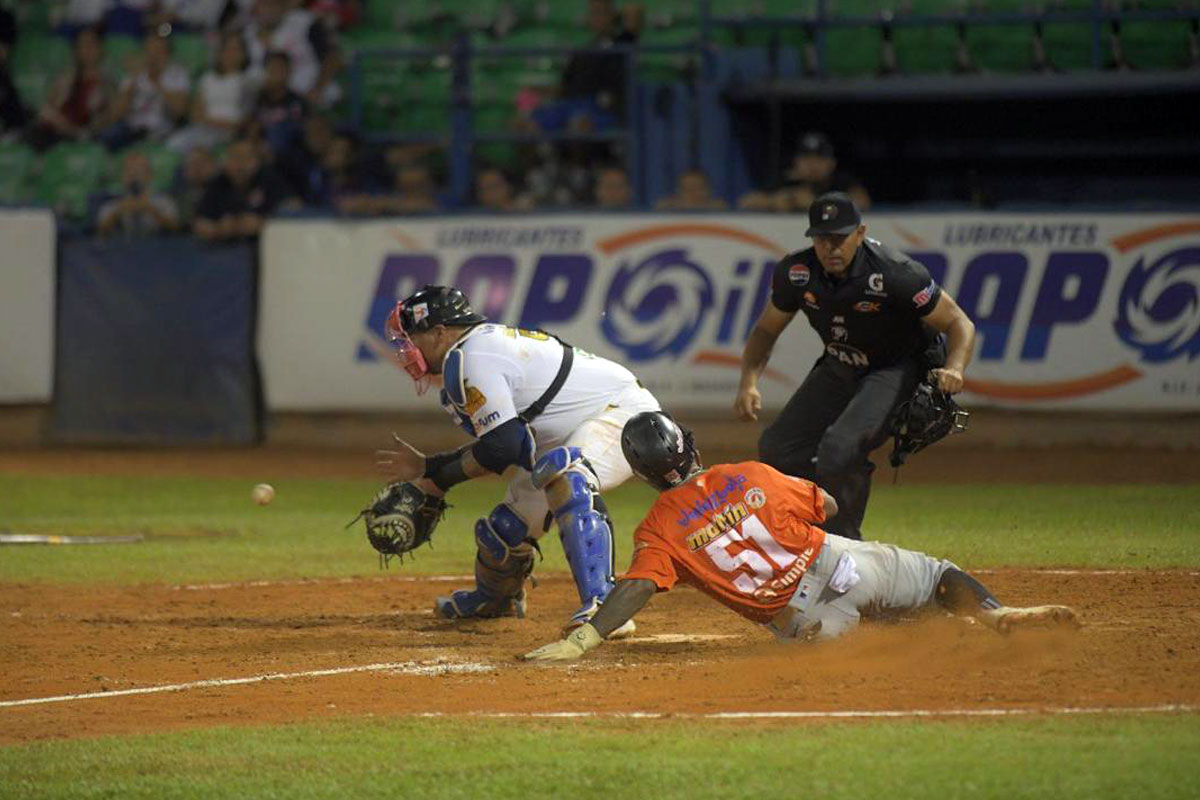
[532,447,615,605]
[474,503,529,563]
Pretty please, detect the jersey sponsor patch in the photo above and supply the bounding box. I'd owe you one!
[803,291,819,308]
[853,300,881,313]
[868,273,885,293]
[831,325,848,342]
[826,342,870,367]
[463,384,487,415]
[685,502,749,551]
[744,487,766,509]
[787,264,810,286]
[475,409,502,430]
[752,543,820,601]
[913,280,938,308]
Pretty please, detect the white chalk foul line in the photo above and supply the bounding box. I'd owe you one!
[0,660,494,709]
[419,704,1199,720]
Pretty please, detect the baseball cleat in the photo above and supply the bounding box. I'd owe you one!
[562,598,637,640]
[983,605,1080,634]
[434,588,526,620]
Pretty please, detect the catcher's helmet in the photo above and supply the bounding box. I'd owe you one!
[386,285,487,340]
[620,411,700,492]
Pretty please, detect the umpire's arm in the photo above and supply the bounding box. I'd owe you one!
[735,303,796,421]
[923,292,976,394]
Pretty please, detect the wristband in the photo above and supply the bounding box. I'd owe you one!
[423,446,472,493]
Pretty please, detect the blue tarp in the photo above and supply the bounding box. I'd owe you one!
[52,237,259,444]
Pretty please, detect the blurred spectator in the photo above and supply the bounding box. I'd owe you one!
[304,132,365,207]
[655,169,728,211]
[166,31,253,153]
[244,0,342,108]
[51,0,112,34]
[517,141,591,209]
[251,50,306,155]
[593,164,633,209]
[309,0,364,31]
[98,31,190,150]
[194,137,294,240]
[741,132,871,213]
[28,26,117,151]
[148,0,254,32]
[531,0,637,133]
[96,149,180,235]
[0,11,29,141]
[475,166,526,212]
[172,144,217,225]
[340,161,441,216]
[277,113,332,202]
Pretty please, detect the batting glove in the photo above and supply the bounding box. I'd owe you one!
[521,623,603,661]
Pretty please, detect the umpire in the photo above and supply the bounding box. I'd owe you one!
[733,191,976,540]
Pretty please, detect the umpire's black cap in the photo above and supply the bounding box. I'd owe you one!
[805,191,862,236]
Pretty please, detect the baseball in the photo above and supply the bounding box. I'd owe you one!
[252,483,275,506]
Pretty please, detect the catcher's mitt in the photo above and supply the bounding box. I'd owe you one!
[350,482,448,567]
[888,379,969,469]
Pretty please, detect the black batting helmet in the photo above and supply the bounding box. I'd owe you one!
[387,285,487,339]
[620,411,700,492]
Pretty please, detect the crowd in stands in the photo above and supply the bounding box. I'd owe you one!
[0,0,872,237]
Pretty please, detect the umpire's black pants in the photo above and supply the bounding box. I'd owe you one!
[759,355,924,540]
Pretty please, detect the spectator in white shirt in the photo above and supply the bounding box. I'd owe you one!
[99,32,190,150]
[244,0,342,108]
[166,31,255,153]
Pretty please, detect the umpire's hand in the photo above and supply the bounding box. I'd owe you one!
[930,367,965,394]
[733,383,762,421]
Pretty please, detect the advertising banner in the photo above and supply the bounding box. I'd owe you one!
[0,210,55,403]
[260,213,1200,411]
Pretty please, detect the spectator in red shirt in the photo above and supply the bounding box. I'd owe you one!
[28,27,117,151]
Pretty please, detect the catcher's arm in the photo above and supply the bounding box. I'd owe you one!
[521,579,657,662]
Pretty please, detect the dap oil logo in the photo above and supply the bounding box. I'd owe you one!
[596,224,786,362]
[1114,245,1200,363]
[602,248,714,361]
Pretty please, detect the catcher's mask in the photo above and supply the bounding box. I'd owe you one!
[385,285,486,395]
[888,379,970,469]
[621,410,700,492]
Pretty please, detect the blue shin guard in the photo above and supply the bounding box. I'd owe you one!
[434,504,536,620]
[532,447,616,623]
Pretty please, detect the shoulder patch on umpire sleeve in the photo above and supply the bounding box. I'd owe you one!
[443,347,466,408]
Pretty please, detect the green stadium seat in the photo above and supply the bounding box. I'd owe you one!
[36,143,108,220]
[363,0,407,29]
[0,144,36,205]
[1041,22,1094,70]
[170,34,211,77]
[472,141,519,169]
[13,70,52,110]
[105,35,142,73]
[1121,21,1192,70]
[822,28,880,76]
[968,25,1037,73]
[12,34,72,80]
[893,25,960,74]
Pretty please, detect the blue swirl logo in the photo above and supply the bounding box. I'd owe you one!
[602,248,714,361]
[1114,247,1200,363]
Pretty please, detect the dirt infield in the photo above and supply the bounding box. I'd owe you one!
[2,569,1198,743]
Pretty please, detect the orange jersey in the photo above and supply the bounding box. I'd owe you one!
[623,462,828,624]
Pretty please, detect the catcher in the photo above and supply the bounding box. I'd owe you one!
[357,285,660,636]
[523,411,1078,661]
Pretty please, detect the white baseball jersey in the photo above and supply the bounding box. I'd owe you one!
[440,323,640,450]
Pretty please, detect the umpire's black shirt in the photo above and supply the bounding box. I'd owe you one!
[771,237,942,371]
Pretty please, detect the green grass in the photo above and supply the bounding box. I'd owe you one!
[1,476,1198,584]
[2,714,1198,799]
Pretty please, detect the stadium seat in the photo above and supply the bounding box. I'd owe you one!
[170,34,211,77]
[105,35,143,73]
[0,144,36,205]
[12,34,72,81]
[36,143,108,220]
